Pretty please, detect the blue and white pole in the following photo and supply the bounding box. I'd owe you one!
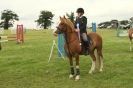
[58,34,65,57]
[92,23,96,32]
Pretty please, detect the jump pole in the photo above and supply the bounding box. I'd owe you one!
[0,25,24,43]
[58,34,66,57]
[17,25,24,43]
[0,36,16,42]
[92,22,96,32]
[48,40,65,63]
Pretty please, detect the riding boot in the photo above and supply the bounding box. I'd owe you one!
[84,41,89,55]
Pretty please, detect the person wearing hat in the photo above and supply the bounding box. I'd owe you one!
[74,8,89,55]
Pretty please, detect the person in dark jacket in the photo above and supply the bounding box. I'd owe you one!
[74,8,89,54]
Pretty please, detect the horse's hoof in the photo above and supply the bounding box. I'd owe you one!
[69,74,74,79]
[99,69,103,72]
[89,70,94,74]
[75,75,80,81]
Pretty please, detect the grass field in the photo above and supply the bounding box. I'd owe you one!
[0,29,133,88]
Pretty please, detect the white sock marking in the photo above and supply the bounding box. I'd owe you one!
[100,58,103,72]
[69,74,74,79]
[75,75,80,81]
[89,61,96,74]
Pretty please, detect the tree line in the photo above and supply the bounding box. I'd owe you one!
[0,9,75,30]
[98,17,133,29]
[0,9,55,30]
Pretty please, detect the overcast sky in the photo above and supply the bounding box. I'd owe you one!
[0,0,133,29]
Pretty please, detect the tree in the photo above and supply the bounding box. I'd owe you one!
[98,21,111,29]
[66,12,75,23]
[110,20,118,29]
[36,10,54,29]
[130,17,133,28]
[130,17,133,22]
[120,20,129,25]
[0,9,19,29]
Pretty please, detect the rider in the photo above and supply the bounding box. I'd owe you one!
[74,8,90,55]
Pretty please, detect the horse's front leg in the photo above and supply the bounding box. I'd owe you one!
[75,54,80,81]
[69,56,74,79]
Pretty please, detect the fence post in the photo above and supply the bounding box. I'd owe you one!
[58,34,65,57]
[92,22,96,32]
[17,25,24,43]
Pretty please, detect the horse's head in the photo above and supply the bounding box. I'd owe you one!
[53,16,75,36]
[55,16,67,34]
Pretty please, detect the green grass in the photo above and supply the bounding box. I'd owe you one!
[0,29,133,88]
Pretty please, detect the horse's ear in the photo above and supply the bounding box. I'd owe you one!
[63,15,66,19]
[60,16,64,22]
[59,16,62,20]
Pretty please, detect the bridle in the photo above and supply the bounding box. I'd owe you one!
[57,20,80,56]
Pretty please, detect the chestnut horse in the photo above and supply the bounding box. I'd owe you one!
[128,28,133,51]
[54,16,103,81]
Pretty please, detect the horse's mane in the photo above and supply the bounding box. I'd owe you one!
[61,17,75,32]
[65,18,75,30]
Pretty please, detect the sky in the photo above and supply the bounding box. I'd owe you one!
[0,0,133,29]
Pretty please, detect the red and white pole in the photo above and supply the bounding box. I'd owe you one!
[17,25,24,43]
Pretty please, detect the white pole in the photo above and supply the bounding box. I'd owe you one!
[0,36,8,39]
[0,40,9,42]
[54,41,65,60]
[48,40,55,63]
[48,40,65,63]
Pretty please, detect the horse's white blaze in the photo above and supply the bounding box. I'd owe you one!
[75,75,80,81]
[89,61,96,74]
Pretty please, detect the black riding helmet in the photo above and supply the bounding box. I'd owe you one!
[76,8,84,13]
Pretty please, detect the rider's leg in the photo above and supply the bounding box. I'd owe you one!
[81,33,90,54]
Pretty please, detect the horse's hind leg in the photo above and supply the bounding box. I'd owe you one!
[97,49,103,72]
[89,50,96,74]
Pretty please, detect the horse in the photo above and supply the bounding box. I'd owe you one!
[53,16,103,81]
[128,28,133,51]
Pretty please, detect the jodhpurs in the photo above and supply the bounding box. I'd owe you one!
[81,33,88,42]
